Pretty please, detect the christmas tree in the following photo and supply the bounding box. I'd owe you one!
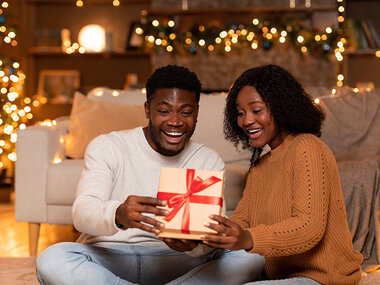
[0,1,31,177]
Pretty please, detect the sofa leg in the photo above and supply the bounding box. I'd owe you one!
[29,222,40,256]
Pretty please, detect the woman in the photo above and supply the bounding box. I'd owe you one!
[201,65,363,284]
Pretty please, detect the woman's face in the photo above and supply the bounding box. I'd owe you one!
[235,86,288,149]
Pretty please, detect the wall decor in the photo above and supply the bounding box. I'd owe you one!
[38,70,80,104]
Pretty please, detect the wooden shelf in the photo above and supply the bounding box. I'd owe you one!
[25,0,150,4]
[147,6,337,16]
[29,46,150,57]
[345,49,379,56]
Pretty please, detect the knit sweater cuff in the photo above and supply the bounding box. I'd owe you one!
[246,227,272,255]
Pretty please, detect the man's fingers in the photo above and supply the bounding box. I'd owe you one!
[128,195,167,207]
[137,215,165,229]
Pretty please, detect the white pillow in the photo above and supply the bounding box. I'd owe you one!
[65,92,148,158]
[87,87,147,105]
[192,93,251,163]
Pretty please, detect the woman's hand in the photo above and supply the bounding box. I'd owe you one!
[160,238,199,252]
[201,215,253,251]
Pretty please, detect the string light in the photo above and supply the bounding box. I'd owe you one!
[137,15,341,58]
[1,1,32,168]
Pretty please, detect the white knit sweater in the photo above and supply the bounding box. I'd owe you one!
[72,127,225,248]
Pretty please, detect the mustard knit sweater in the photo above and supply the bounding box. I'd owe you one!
[230,134,363,285]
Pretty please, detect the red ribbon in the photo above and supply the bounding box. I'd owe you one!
[157,169,223,234]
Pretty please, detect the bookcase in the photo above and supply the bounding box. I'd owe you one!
[343,0,380,88]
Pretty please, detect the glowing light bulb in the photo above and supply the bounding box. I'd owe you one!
[78,24,106,52]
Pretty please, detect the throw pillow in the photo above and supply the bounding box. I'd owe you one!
[65,92,148,158]
[87,87,147,105]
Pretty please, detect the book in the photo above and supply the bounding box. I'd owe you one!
[366,20,380,48]
[361,20,376,48]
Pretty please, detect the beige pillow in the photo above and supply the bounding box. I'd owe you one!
[65,92,148,158]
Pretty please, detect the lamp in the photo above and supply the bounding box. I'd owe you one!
[78,24,106,52]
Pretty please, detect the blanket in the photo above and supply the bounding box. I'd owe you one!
[319,87,380,264]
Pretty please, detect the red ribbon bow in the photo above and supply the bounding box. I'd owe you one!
[157,169,223,234]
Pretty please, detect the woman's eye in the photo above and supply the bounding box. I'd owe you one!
[253,109,262,114]
[237,111,244,117]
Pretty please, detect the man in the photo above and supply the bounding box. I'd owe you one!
[36,65,264,285]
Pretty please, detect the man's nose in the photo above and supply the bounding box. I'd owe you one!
[167,113,183,126]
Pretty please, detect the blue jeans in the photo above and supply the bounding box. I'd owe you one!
[243,271,321,284]
[36,242,265,285]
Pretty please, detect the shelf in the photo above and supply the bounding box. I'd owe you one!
[25,0,150,4]
[29,46,150,57]
[147,6,337,16]
[345,49,379,56]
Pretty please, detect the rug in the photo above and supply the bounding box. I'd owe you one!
[0,257,38,285]
[0,257,379,285]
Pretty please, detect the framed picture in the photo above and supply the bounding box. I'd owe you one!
[126,21,143,50]
[38,70,80,104]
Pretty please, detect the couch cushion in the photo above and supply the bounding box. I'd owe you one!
[192,93,252,163]
[65,92,148,158]
[46,159,84,205]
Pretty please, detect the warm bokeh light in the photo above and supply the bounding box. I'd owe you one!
[78,24,106,52]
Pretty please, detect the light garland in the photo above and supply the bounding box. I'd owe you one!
[335,0,345,87]
[1,1,32,168]
[137,13,341,60]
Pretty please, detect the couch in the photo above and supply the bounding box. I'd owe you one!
[15,86,380,266]
[15,87,252,256]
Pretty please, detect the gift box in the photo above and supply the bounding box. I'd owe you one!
[156,167,224,240]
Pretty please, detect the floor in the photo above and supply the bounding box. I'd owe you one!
[0,191,80,257]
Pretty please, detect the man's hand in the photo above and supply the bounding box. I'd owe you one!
[115,195,168,234]
[160,238,199,252]
[200,215,253,251]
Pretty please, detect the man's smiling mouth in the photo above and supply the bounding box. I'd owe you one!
[163,131,184,137]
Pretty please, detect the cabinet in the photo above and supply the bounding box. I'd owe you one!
[343,0,380,88]
[19,0,152,120]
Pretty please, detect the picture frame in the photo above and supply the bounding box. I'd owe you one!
[38,70,80,104]
[126,21,143,50]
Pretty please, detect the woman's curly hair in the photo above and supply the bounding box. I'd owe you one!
[224,64,325,166]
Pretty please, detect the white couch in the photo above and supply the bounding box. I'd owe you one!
[15,88,252,256]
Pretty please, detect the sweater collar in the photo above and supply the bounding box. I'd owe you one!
[267,134,296,163]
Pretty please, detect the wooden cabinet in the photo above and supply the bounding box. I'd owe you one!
[343,0,380,87]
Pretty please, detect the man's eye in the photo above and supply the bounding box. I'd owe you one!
[182,111,193,116]
[158,110,169,114]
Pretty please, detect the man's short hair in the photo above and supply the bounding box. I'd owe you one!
[146,65,201,103]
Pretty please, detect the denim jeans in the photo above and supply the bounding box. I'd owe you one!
[244,277,321,284]
[36,242,265,285]
[243,271,321,284]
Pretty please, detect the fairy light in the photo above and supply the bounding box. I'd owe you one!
[76,0,83,7]
[252,19,259,25]
[112,0,120,6]
[336,0,345,86]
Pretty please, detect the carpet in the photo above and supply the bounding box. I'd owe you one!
[0,257,379,285]
[0,257,38,285]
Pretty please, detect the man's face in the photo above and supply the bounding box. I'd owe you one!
[144,88,198,156]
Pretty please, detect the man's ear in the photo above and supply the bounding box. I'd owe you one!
[144,101,150,119]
